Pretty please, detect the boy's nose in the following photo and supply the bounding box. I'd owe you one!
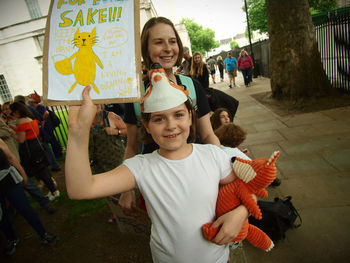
[166,119,176,129]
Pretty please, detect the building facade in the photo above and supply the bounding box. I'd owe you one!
[0,0,191,104]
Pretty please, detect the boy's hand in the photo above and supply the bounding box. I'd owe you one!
[68,86,97,137]
[210,205,248,245]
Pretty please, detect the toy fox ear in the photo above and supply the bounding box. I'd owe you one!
[267,151,280,166]
[91,27,96,35]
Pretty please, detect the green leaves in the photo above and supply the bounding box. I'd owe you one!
[180,18,219,55]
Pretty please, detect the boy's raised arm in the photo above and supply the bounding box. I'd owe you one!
[65,86,136,200]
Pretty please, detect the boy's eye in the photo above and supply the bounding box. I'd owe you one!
[175,113,184,118]
[153,117,164,122]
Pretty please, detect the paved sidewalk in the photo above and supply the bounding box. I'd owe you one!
[211,73,350,263]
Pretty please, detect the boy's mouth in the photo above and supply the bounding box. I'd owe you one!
[165,133,178,139]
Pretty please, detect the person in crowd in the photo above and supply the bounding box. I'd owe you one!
[207,56,217,84]
[237,49,254,87]
[0,138,58,256]
[242,48,253,84]
[89,104,127,174]
[176,46,192,76]
[9,102,60,200]
[224,52,238,88]
[0,117,57,214]
[210,108,233,131]
[118,17,220,210]
[14,95,61,172]
[207,56,216,84]
[211,109,281,187]
[217,56,225,82]
[27,92,63,159]
[214,123,249,160]
[1,102,15,126]
[190,51,210,89]
[65,76,254,263]
[89,104,127,223]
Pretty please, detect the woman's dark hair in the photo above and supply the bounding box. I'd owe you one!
[139,100,196,144]
[141,17,183,70]
[210,108,232,130]
[9,102,35,119]
[214,123,247,148]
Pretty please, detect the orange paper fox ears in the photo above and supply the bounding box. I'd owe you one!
[141,63,189,113]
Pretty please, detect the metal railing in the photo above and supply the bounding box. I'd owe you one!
[313,7,350,92]
[47,105,69,149]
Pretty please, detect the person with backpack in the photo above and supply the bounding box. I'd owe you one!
[118,17,221,210]
[89,104,127,223]
[0,138,58,256]
[27,93,63,159]
[9,102,60,200]
[224,52,238,88]
[89,104,127,174]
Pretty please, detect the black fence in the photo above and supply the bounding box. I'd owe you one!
[47,105,69,149]
[313,6,350,92]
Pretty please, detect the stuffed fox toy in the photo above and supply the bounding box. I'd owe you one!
[202,151,280,252]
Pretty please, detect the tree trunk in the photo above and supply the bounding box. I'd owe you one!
[266,0,332,101]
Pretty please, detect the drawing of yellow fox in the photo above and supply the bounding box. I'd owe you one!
[54,27,103,94]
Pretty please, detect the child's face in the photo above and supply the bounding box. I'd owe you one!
[219,111,230,126]
[144,103,192,156]
[148,23,179,70]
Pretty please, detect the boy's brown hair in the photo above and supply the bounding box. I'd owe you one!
[214,123,247,148]
[140,100,197,145]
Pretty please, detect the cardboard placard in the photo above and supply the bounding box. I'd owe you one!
[43,0,141,105]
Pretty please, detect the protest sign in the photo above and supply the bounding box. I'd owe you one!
[43,0,141,105]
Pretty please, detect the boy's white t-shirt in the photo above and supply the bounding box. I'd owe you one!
[220,146,251,161]
[124,144,231,263]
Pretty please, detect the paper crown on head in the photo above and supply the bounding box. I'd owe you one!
[141,63,189,113]
[27,91,41,103]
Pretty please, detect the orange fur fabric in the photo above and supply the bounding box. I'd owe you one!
[202,151,280,252]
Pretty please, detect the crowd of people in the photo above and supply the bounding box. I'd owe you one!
[0,94,62,256]
[1,16,278,262]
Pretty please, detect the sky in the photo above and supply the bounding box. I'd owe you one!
[151,0,248,41]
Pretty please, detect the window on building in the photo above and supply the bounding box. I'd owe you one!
[25,0,42,19]
[0,75,13,103]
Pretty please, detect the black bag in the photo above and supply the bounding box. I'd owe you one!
[248,196,302,241]
[204,87,239,120]
[47,108,61,127]
[19,137,49,175]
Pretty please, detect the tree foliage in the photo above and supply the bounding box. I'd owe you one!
[244,0,338,34]
[180,18,219,55]
[244,0,268,34]
[230,40,239,50]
